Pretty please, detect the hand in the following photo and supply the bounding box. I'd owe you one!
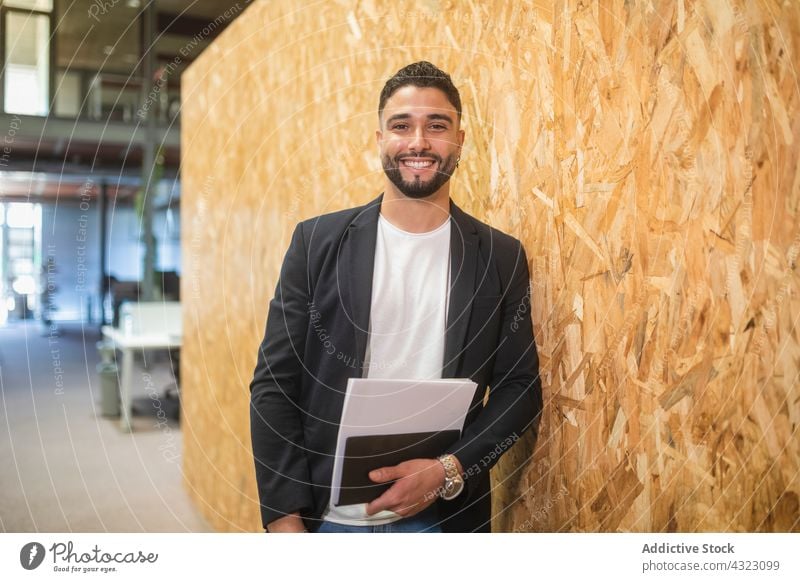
[365,458,445,518]
[267,512,306,533]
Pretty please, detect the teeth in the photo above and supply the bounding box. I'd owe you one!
[403,160,434,169]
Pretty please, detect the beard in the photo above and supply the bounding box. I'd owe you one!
[381,152,458,199]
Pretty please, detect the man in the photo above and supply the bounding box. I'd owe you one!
[250,61,542,533]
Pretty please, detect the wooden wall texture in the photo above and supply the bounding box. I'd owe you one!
[181,0,800,532]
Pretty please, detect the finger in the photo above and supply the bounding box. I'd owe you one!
[365,487,396,515]
[393,498,421,517]
[368,498,417,517]
[369,465,398,483]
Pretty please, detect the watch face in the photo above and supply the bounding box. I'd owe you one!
[442,478,464,500]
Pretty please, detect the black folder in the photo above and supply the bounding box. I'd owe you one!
[335,430,460,506]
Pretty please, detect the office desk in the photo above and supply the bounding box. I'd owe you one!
[101,325,182,432]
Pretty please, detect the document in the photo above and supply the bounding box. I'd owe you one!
[330,378,477,506]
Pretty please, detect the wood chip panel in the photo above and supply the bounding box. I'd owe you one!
[181,0,800,532]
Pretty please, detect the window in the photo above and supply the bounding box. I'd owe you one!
[3,1,53,9]
[0,201,41,322]
[5,201,36,227]
[54,70,81,117]
[4,10,50,115]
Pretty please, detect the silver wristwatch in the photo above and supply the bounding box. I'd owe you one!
[437,454,465,500]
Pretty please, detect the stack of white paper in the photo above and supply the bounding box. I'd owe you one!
[330,378,477,505]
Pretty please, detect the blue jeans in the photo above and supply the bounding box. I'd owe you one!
[317,507,442,533]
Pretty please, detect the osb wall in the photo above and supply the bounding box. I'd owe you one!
[181,0,800,532]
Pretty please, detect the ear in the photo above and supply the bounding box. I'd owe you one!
[375,129,383,148]
[456,128,465,155]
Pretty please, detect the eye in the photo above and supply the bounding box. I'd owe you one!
[430,123,447,131]
[391,123,409,131]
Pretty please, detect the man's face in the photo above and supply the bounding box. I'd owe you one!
[377,86,465,199]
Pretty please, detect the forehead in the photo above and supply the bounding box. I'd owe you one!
[381,86,458,119]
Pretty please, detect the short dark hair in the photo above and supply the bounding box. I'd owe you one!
[378,61,462,121]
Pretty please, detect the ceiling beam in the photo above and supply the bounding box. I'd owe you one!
[157,11,226,38]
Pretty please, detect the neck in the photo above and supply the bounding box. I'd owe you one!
[380,184,451,233]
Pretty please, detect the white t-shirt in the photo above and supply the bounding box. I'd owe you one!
[322,213,451,526]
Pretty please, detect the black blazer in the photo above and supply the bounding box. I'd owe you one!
[250,194,542,532]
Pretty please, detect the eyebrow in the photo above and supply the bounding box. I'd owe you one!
[385,112,455,125]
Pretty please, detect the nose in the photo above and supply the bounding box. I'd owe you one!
[408,127,430,153]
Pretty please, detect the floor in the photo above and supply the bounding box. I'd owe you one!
[0,320,212,532]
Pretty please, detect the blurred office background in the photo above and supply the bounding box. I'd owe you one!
[0,0,245,532]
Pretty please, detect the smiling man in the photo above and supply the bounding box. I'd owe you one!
[250,61,542,533]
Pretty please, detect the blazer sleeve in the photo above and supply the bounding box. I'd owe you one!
[446,241,543,481]
[250,222,314,529]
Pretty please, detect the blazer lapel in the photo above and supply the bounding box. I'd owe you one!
[442,201,478,377]
[340,194,382,376]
